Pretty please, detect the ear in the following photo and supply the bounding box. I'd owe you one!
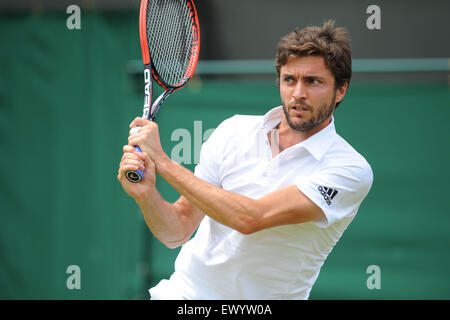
[335,82,349,103]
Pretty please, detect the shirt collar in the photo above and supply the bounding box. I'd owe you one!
[262,106,337,161]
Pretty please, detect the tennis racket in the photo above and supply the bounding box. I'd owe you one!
[126,0,200,183]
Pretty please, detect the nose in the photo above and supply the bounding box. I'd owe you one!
[292,82,307,100]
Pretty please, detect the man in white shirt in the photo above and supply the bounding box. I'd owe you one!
[118,20,373,299]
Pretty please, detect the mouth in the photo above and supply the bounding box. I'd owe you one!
[291,104,310,115]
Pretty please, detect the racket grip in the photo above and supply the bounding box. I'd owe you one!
[125,145,144,183]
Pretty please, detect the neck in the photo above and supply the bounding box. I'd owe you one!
[272,124,284,151]
[275,116,331,151]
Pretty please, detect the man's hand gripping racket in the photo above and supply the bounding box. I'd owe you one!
[126,0,200,183]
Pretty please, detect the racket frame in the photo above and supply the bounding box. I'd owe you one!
[125,0,200,183]
[141,0,200,121]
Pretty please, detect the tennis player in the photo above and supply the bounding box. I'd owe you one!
[118,20,373,299]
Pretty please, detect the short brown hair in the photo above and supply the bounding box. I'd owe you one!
[275,20,352,107]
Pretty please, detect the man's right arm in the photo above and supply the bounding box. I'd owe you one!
[118,145,204,248]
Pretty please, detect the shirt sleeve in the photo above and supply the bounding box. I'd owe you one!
[293,162,373,228]
[193,116,237,187]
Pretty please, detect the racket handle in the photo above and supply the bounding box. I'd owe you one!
[125,145,144,183]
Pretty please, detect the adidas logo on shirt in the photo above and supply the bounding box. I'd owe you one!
[318,186,338,205]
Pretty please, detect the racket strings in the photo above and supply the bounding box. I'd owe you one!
[147,0,195,86]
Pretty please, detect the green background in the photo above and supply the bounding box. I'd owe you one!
[0,10,449,299]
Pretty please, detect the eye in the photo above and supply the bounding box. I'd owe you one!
[308,78,321,84]
[283,76,294,84]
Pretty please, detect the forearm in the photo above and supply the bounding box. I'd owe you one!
[135,187,191,248]
[156,155,258,234]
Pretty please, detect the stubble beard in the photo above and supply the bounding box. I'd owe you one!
[282,93,336,132]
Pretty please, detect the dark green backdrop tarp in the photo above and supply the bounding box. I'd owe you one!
[1,11,449,299]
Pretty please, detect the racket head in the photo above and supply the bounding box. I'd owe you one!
[139,0,151,66]
[140,0,200,91]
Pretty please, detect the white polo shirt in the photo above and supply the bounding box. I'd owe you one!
[150,106,373,300]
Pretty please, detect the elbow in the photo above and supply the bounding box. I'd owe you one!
[155,233,189,249]
[236,223,255,235]
[236,217,261,235]
[162,238,188,249]
[233,203,260,235]
[164,241,183,249]
[148,222,192,249]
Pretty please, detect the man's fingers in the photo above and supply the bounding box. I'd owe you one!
[127,135,140,148]
[129,117,144,128]
[129,127,140,136]
[123,145,135,153]
[129,117,154,129]
[119,163,140,174]
[123,143,145,155]
[119,159,145,171]
[138,152,154,169]
[120,152,145,168]
[122,157,145,168]
[118,160,145,179]
[118,152,155,182]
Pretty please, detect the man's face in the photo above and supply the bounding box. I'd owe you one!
[279,55,347,132]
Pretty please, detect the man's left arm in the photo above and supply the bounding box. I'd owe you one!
[156,154,324,234]
[127,118,323,234]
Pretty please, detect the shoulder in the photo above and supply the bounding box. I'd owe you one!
[327,134,372,167]
[323,134,374,187]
